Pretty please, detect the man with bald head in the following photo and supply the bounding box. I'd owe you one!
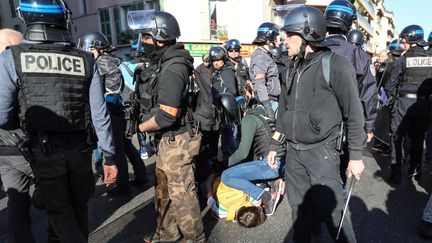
[0,28,35,243]
[0,28,23,51]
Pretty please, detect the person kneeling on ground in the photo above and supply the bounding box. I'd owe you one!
[221,99,286,216]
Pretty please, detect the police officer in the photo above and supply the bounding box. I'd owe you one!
[0,28,35,243]
[268,6,366,242]
[325,0,378,143]
[127,10,205,242]
[0,1,117,242]
[388,25,432,184]
[225,39,252,98]
[78,32,149,195]
[208,46,238,168]
[250,22,281,120]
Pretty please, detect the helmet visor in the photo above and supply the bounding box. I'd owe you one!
[127,10,157,31]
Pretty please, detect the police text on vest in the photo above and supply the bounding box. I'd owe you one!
[21,52,85,76]
[406,57,432,68]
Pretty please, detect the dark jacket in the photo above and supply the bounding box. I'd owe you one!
[327,35,378,133]
[210,61,238,96]
[277,50,366,160]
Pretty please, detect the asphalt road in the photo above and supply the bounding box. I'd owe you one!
[1,147,431,243]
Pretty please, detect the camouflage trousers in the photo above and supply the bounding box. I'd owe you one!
[154,131,205,242]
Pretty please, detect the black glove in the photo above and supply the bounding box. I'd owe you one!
[262,100,275,121]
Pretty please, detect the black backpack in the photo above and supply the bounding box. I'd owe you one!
[143,57,219,132]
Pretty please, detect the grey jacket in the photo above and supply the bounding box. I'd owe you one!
[249,47,281,102]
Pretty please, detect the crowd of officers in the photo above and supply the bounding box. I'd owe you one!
[0,0,432,242]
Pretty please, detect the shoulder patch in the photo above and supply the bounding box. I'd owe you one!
[406,57,432,68]
[20,52,85,76]
[369,64,376,77]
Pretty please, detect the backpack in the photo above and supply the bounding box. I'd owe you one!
[139,57,218,132]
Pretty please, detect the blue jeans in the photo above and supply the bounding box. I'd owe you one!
[271,100,278,118]
[137,132,148,155]
[92,144,103,176]
[221,157,283,200]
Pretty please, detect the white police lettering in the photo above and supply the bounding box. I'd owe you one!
[20,52,85,76]
[406,57,432,68]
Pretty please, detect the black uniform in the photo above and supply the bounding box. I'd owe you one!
[327,35,378,134]
[388,46,432,179]
[277,50,366,242]
[210,61,238,96]
[230,56,250,96]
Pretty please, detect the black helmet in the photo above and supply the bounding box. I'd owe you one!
[347,29,364,46]
[282,6,327,46]
[389,39,403,56]
[270,47,281,59]
[17,0,71,29]
[209,46,227,62]
[279,43,287,54]
[253,22,280,44]
[400,25,426,45]
[78,32,115,52]
[127,10,180,41]
[325,0,357,32]
[225,39,241,51]
[202,52,210,62]
[428,32,432,46]
[214,93,241,126]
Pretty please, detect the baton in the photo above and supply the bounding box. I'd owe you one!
[336,177,356,240]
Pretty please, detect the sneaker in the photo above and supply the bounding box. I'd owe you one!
[141,151,149,160]
[408,164,422,179]
[263,179,283,216]
[107,185,132,197]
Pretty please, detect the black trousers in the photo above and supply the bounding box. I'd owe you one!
[285,144,356,243]
[0,155,34,243]
[30,134,94,243]
[390,98,429,171]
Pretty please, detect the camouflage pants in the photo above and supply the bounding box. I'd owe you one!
[154,131,205,242]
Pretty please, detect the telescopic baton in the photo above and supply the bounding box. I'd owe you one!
[336,177,356,240]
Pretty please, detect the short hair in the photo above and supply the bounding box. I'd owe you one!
[236,206,266,228]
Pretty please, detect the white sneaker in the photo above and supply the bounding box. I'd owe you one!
[140,152,149,160]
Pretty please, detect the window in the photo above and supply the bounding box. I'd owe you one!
[9,0,16,18]
[100,8,112,43]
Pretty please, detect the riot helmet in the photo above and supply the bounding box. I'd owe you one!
[202,52,210,63]
[400,25,427,46]
[279,43,287,55]
[252,22,280,45]
[225,39,241,51]
[282,6,327,46]
[325,0,357,33]
[209,46,227,62]
[214,93,241,126]
[428,32,432,46]
[389,39,404,57]
[78,32,115,52]
[347,29,364,47]
[128,10,180,57]
[270,47,282,59]
[17,0,71,29]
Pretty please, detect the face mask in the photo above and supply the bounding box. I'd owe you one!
[138,42,156,58]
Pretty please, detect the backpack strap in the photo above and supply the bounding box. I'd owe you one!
[321,51,333,87]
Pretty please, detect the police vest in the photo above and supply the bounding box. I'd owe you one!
[248,109,276,160]
[138,57,194,133]
[401,48,432,92]
[234,60,249,96]
[10,43,94,133]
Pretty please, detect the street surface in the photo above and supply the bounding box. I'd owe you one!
[1,146,431,243]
